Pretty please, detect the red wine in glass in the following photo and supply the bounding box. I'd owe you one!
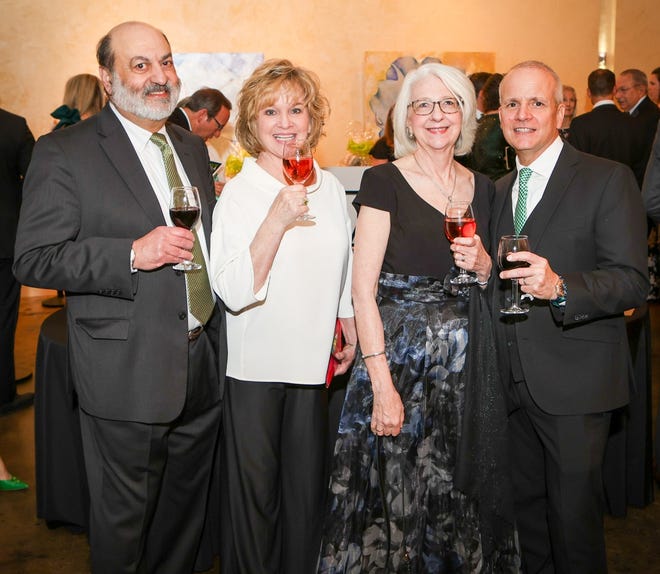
[170,206,200,230]
[283,141,315,221]
[169,185,202,271]
[498,234,530,314]
[283,156,313,184]
[445,201,477,285]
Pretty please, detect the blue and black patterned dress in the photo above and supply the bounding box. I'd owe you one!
[318,163,519,573]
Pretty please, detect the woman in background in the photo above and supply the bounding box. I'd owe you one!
[559,85,577,139]
[210,59,356,574]
[318,62,518,573]
[51,73,104,130]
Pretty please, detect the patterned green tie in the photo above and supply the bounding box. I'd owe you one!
[514,167,533,235]
[150,133,215,325]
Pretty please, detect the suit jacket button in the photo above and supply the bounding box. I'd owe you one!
[178,311,187,320]
[175,270,183,277]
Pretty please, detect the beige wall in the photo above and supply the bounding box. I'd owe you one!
[1,0,657,165]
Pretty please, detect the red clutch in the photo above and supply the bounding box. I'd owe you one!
[325,319,343,387]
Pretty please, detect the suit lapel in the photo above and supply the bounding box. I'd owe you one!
[97,106,166,228]
[520,145,578,252]
[492,171,516,249]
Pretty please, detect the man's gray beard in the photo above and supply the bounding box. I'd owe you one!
[110,72,181,121]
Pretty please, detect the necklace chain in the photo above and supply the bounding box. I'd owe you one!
[413,152,457,203]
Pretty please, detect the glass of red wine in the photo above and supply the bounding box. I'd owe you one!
[169,185,202,271]
[282,140,316,220]
[444,200,478,285]
[498,234,530,314]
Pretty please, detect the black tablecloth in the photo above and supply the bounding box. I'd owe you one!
[603,303,655,516]
[34,308,89,531]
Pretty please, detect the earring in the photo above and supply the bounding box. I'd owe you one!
[406,126,415,141]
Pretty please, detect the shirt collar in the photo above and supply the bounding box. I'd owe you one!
[628,95,647,115]
[108,101,169,150]
[515,136,564,179]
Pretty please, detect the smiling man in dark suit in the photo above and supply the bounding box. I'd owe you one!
[14,21,225,574]
[0,108,34,416]
[491,61,648,574]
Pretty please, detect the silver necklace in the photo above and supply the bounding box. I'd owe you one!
[413,152,457,203]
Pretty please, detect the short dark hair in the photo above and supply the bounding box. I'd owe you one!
[482,73,504,112]
[469,72,492,96]
[588,69,615,96]
[182,88,232,118]
[96,33,114,70]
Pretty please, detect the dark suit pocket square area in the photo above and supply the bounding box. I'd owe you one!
[75,318,130,340]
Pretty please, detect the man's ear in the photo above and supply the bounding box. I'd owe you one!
[99,67,113,96]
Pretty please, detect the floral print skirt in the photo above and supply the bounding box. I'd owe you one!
[318,273,519,574]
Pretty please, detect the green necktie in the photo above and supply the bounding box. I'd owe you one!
[514,167,533,235]
[150,133,215,325]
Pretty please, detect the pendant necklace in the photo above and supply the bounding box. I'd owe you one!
[413,152,457,205]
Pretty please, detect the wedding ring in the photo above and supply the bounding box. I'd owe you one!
[303,198,308,206]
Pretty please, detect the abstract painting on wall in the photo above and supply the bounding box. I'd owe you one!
[364,51,495,132]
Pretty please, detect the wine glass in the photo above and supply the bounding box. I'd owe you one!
[498,234,530,315]
[169,185,202,271]
[283,140,316,221]
[444,201,478,285]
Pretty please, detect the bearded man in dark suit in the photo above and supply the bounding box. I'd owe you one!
[0,108,34,415]
[14,21,226,574]
[491,61,648,574]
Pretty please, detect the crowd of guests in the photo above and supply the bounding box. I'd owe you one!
[3,17,660,574]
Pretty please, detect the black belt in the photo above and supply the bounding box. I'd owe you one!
[188,325,204,341]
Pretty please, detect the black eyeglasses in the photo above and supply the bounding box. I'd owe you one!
[408,98,461,115]
[209,115,224,131]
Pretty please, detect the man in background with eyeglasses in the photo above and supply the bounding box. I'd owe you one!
[616,69,660,185]
[169,87,231,143]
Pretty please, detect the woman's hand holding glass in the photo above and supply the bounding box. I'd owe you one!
[266,185,310,229]
[450,233,492,285]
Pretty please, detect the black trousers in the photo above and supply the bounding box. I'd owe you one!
[0,258,19,405]
[220,377,327,574]
[79,328,221,574]
[509,379,611,574]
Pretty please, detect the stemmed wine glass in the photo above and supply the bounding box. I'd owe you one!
[444,200,477,285]
[498,234,530,314]
[283,140,316,221]
[169,185,202,271]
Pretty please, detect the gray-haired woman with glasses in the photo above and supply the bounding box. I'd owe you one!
[318,63,520,573]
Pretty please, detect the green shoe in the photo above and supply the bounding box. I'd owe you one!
[0,476,29,491]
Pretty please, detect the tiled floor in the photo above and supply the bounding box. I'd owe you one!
[0,288,658,573]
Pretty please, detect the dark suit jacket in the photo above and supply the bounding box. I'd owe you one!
[0,108,34,258]
[631,96,660,185]
[642,120,660,222]
[491,143,648,415]
[14,105,227,423]
[168,107,190,131]
[568,103,638,170]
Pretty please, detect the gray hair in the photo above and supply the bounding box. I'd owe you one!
[501,60,563,105]
[392,63,477,158]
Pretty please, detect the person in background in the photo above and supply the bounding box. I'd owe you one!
[319,62,518,573]
[0,107,34,416]
[493,60,648,573]
[44,73,106,308]
[0,453,28,491]
[464,72,515,181]
[14,21,226,573]
[469,71,492,120]
[568,68,638,170]
[559,85,577,139]
[51,73,105,130]
[616,68,660,186]
[368,105,395,165]
[210,59,356,574]
[647,67,660,107]
[168,87,232,197]
[641,120,660,485]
